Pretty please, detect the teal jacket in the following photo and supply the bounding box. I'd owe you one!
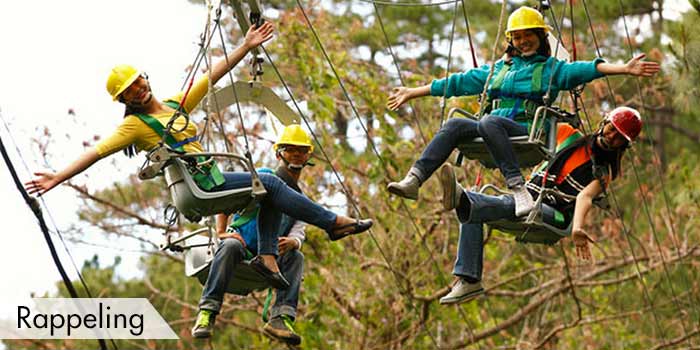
[430,55,605,118]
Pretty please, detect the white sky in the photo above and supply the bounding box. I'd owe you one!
[0,0,212,321]
[0,0,693,341]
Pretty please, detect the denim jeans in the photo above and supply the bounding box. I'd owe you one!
[477,115,529,186]
[271,250,304,320]
[214,172,336,255]
[412,115,528,186]
[198,238,304,317]
[453,191,517,281]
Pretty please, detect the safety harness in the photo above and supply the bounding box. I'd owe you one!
[134,100,225,191]
[483,58,548,131]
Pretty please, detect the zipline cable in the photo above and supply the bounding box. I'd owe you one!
[293,1,487,347]
[615,0,697,345]
[370,2,428,144]
[0,133,109,350]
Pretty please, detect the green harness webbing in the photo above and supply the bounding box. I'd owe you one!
[135,101,224,190]
[486,61,547,131]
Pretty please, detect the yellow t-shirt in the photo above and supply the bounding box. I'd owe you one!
[95,76,210,158]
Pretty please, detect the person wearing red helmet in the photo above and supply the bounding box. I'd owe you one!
[386,6,659,219]
[437,107,642,305]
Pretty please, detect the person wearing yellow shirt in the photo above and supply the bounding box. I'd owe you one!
[25,21,372,298]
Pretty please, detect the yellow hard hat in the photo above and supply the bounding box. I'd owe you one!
[106,64,140,101]
[274,124,313,153]
[505,6,548,40]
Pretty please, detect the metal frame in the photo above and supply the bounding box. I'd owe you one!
[160,225,271,295]
[480,185,573,245]
[451,106,577,169]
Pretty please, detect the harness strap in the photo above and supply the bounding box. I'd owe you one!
[135,100,224,190]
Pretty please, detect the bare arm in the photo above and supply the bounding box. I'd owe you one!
[25,148,100,196]
[215,214,231,234]
[208,22,275,85]
[386,84,432,111]
[571,179,604,260]
[596,53,660,77]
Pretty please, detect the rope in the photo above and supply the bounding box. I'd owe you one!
[0,110,117,350]
[460,0,478,69]
[294,2,487,347]
[476,0,507,118]
[615,1,696,345]
[214,4,256,165]
[259,41,447,347]
[576,2,692,346]
[0,133,109,350]
[356,0,460,6]
[370,2,427,143]
[438,0,460,127]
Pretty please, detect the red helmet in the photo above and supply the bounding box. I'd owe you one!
[607,106,642,142]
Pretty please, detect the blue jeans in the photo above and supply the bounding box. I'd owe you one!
[198,238,304,317]
[215,172,336,255]
[271,250,304,320]
[477,115,529,186]
[412,115,528,186]
[453,191,516,281]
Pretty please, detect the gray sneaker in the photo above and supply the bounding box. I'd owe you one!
[512,185,535,217]
[262,315,301,346]
[387,173,421,200]
[191,310,215,339]
[439,279,484,305]
[439,164,463,210]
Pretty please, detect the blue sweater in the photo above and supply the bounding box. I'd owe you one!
[430,55,605,118]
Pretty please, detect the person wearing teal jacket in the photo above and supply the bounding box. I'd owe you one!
[386,6,659,217]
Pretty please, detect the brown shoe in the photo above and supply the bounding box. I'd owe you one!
[262,315,301,346]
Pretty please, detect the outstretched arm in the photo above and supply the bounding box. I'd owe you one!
[209,21,275,85]
[596,53,660,77]
[386,84,431,111]
[25,149,100,196]
[571,179,604,260]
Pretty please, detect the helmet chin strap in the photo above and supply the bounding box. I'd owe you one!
[277,150,313,172]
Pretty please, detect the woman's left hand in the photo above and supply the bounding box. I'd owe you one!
[626,53,661,77]
[244,21,275,49]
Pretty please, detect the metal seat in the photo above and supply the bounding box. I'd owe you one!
[480,185,572,245]
[139,148,267,223]
[453,106,577,169]
[162,229,271,295]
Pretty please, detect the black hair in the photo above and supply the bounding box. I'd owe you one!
[589,130,628,181]
[505,28,552,58]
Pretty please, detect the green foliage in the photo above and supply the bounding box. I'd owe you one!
[7,0,700,349]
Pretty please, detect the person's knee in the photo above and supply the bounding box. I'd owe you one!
[477,115,501,136]
[218,238,245,256]
[259,173,283,191]
[282,249,304,262]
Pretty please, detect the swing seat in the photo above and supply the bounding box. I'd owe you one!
[453,106,576,169]
[480,185,572,245]
[486,203,572,245]
[163,158,255,223]
[177,233,272,295]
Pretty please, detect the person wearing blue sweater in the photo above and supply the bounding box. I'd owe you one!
[386,6,659,217]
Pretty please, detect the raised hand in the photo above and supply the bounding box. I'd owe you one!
[387,87,411,111]
[244,21,274,49]
[626,53,661,77]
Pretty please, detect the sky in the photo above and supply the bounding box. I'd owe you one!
[0,0,212,320]
[0,0,693,340]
